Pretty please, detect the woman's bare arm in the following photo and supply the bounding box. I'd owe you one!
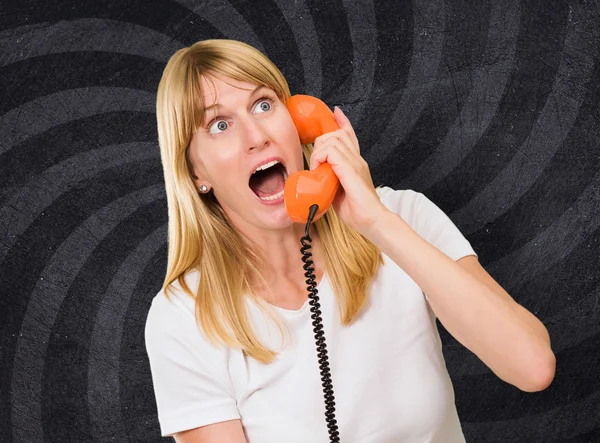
[363,211,555,392]
[174,419,247,443]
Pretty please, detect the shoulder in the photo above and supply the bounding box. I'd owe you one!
[143,270,240,437]
[144,268,233,384]
[375,185,477,262]
[376,185,421,207]
[376,185,429,225]
[144,268,208,352]
[146,269,199,323]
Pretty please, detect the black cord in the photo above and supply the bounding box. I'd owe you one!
[301,204,341,443]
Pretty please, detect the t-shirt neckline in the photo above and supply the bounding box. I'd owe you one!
[269,272,329,316]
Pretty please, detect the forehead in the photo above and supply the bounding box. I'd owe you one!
[200,75,261,107]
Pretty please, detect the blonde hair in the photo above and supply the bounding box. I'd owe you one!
[156,39,383,363]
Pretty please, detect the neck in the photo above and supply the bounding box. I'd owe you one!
[238,221,324,293]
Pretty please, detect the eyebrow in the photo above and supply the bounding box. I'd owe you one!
[203,85,268,113]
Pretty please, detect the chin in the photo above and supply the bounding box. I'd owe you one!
[262,206,295,229]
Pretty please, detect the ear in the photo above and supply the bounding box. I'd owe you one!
[187,155,210,189]
[187,138,212,191]
[192,174,211,192]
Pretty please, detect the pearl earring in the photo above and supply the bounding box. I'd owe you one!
[199,185,208,193]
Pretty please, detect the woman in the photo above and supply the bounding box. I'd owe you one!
[145,39,555,443]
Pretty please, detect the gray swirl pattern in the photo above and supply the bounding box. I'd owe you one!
[1,1,599,442]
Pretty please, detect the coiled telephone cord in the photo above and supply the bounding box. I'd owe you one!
[301,204,341,443]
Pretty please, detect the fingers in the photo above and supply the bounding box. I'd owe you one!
[334,106,359,148]
[315,133,353,157]
[309,142,354,172]
[313,106,360,155]
[314,129,356,157]
[309,105,367,180]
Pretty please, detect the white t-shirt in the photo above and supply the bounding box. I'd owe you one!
[145,187,478,442]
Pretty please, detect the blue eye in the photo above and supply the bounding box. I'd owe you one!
[209,120,228,134]
[255,100,271,113]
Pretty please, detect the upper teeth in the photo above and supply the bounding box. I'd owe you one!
[254,160,280,174]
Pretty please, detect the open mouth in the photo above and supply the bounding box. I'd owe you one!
[249,160,288,201]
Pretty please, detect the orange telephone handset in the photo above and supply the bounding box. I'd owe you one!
[284,95,341,223]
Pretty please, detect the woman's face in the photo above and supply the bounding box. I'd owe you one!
[188,75,304,231]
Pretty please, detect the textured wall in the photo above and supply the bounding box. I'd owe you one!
[1,0,599,442]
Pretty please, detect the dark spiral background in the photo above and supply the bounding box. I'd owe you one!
[1,0,599,441]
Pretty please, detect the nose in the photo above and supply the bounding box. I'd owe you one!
[240,116,270,152]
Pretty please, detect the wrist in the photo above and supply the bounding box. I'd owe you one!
[358,204,399,242]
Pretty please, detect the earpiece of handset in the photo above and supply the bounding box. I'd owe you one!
[284,95,341,224]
